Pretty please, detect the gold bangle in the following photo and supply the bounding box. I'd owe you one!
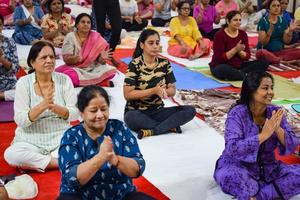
[114,156,120,168]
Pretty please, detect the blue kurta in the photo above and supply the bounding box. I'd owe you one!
[58,119,146,200]
[0,36,19,92]
[12,6,44,45]
[214,104,300,200]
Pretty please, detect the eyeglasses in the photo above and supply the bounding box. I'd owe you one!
[181,7,191,11]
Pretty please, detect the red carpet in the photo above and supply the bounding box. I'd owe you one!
[0,122,169,200]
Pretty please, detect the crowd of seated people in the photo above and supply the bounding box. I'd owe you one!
[0,0,300,199]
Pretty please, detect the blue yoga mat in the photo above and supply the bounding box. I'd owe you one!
[121,57,230,90]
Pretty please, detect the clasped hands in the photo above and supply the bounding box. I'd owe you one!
[261,109,284,141]
[98,136,119,167]
[154,83,168,99]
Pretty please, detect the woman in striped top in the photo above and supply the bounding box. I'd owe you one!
[4,41,78,172]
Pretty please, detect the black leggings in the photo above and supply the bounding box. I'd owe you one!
[124,105,196,135]
[122,19,148,32]
[199,28,220,41]
[57,191,156,200]
[210,60,269,81]
[151,18,171,27]
[92,0,122,51]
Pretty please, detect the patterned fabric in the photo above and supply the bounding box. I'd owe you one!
[0,36,19,92]
[124,55,176,113]
[41,13,72,48]
[12,5,44,45]
[257,16,288,52]
[214,104,300,199]
[58,119,145,200]
[13,72,78,153]
[57,31,116,86]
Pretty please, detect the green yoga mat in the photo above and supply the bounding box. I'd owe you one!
[197,69,300,100]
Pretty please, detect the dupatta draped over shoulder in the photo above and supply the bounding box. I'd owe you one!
[58,31,116,86]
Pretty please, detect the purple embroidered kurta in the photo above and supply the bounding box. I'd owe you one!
[214,104,300,200]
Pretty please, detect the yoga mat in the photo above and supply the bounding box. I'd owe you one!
[121,57,230,90]
[0,101,14,122]
[197,69,300,100]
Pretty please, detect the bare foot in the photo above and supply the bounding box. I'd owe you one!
[188,53,203,60]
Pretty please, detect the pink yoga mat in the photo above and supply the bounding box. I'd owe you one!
[0,101,14,122]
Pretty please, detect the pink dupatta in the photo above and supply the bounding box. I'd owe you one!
[75,31,109,68]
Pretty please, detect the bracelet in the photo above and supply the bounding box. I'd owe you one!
[114,156,120,168]
[28,111,34,122]
[62,110,69,120]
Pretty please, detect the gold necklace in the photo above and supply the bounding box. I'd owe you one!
[36,76,53,97]
[76,32,86,45]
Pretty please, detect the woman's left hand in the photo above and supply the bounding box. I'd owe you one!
[272,109,284,132]
[100,48,113,61]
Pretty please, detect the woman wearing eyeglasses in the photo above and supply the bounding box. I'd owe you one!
[168,1,211,60]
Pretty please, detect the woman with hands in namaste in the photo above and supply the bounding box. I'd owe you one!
[214,71,300,200]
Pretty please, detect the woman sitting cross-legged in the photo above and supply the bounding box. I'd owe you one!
[256,0,300,65]
[0,14,19,101]
[168,1,211,60]
[214,71,300,200]
[55,13,117,87]
[123,29,196,139]
[12,0,44,45]
[120,0,148,32]
[4,41,78,172]
[41,0,72,48]
[57,85,155,200]
[210,11,269,81]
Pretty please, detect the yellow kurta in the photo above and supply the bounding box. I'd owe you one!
[168,16,202,49]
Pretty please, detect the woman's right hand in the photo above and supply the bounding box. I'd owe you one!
[235,40,245,52]
[99,136,114,161]
[41,84,55,109]
[180,43,188,54]
[261,110,282,142]
[154,84,168,99]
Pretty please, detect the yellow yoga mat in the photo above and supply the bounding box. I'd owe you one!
[198,69,300,100]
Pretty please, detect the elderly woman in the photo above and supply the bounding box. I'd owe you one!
[41,0,72,48]
[0,14,19,101]
[193,0,220,40]
[120,0,148,32]
[210,11,268,81]
[214,71,300,200]
[124,29,196,139]
[55,13,117,87]
[12,0,44,45]
[58,85,155,200]
[256,0,300,64]
[168,1,211,60]
[4,41,78,172]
